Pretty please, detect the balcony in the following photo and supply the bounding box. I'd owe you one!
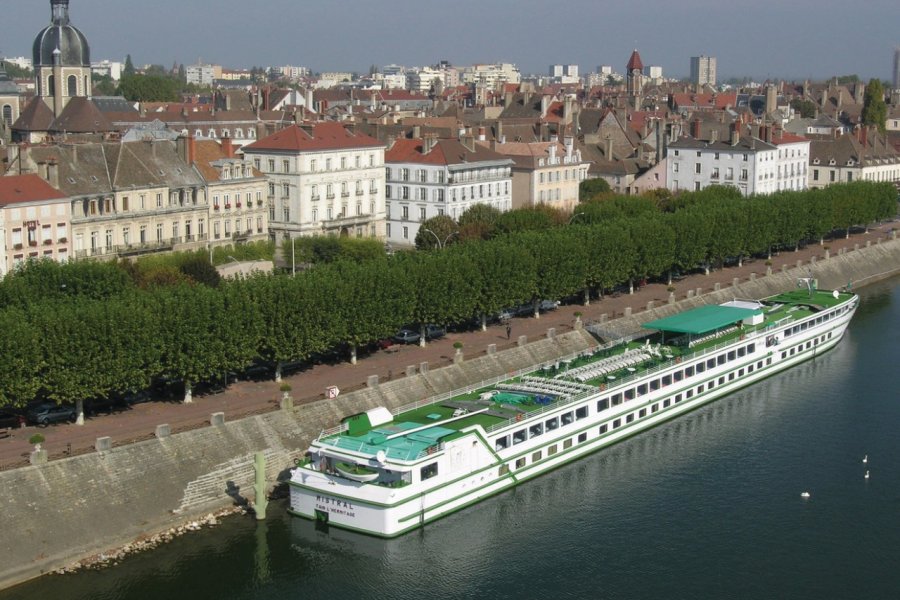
[355,189,364,196]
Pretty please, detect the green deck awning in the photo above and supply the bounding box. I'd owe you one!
[642,305,761,335]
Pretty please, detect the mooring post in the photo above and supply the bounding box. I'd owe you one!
[254,451,268,521]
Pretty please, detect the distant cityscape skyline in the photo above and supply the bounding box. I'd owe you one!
[1,0,898,82]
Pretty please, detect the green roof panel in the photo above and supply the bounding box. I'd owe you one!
[642,305,761,335]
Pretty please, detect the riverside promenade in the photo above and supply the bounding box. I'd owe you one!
[0,224,895,470]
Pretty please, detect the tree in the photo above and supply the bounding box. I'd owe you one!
[2,61,34,79]
[579,178,611,202]
[179,255,221,287]
[790,98,817,119]
[458,204,502,241]
[124,54,135,77]
[117,74,179,102]
[91,73,117,96]
[862,79,887,134]
[415,215,459,250]
[462,240,536,329]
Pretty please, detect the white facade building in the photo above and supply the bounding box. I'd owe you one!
[92,60,123,81]
[667,129,809,196]
[462,63,520,90]
[243,123,386,240]
[690,56,717,87]
[384,137,513,245]
[186,64,215,87]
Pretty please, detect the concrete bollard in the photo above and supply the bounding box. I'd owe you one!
[866,240,871,248]
[892,230,897,240]
[782,264,788,272]
[668,292,675,305]
[517,335,528,347]
[750,273,756,281]
[453,350,463,365]
[211,412,225,427]
[714,283,721,292]
[646,300,655,311]
[406,365,417,378]
[599,314,608,323]
[854,244,859,251]
[824,250,830,260]
[687,290,695,299]
[367,375,379,388]
[547,327,556,340]
[95,436,112,452]
[767,266,773,276]
[810,256,816,264]
[155,424,171,439]
[732,277,739,287]
[280,396,294,411]
[624,307,632,318]
[696,288,703,297]
[29,449,48,466]
[796,260,803,269]
[487,344,497,355]
[419,362,429,374]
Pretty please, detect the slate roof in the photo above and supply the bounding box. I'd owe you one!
[0,174,66,207]
[50,97,114,133]
[12,97,55,132]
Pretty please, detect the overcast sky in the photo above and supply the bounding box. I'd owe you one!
[3,0,898,81]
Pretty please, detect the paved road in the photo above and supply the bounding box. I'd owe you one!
[1,224,894,470]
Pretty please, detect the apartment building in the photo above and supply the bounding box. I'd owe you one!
[384,136,513,245]
[0,174,71,276]
[491,138,589,211]
[243,123,386,240]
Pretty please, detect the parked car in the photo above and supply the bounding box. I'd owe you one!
[493,308,515,322]
[0,410,22,430]
[376,338,395,350]
[392,329,421,344]
[538,299,560,312]
[27,403,77,426]
[423,324,446,340]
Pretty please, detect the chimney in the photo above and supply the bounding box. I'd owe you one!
[564,135,574,157]
[47,159,59,189]
[38,161,49,182]
[730,122,740,146]
[222,136,234,158]
[859,126,868,147]
[709,129,718,144]
[691,118,702,139]
[541,95,550,118]
[423,134,437,154]
[463,135,476,153]
[7,144,19,174]
[497,120,505,144]
[605,135,613,159]
[225,93,232,111]
[412,125,421,139]
[854,82,865,105]
[478,126,486,142]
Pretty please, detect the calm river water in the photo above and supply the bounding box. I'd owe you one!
[4,278,900,600]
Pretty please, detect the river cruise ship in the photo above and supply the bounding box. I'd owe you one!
[289,283,858,537]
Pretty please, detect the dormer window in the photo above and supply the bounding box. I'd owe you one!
[829,159,836,166]
[846,160,854,166]
[813,158,820,165]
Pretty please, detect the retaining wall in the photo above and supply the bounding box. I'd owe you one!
[1,236,898,590]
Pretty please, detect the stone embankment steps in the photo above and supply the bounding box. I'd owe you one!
[0,233,898,591]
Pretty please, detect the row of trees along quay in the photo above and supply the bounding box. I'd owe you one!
[0,181,894,416]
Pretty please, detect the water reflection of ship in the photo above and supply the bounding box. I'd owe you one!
[289,517,410,563]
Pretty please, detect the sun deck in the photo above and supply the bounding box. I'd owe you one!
[315,289,854,461]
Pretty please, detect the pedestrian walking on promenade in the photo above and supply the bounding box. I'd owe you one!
[506,322,512,340]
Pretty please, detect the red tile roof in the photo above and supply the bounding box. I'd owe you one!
[244,122,383,152]
[627,50,644,71]
[385,138,509,166]
[0,174,66,207]
[770,132,808,145]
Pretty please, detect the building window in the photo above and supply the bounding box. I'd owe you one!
[402,226,409,240]
[282,159,290,173]
[419,207,426,221]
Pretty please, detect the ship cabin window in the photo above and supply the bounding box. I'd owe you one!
[757,361,763,369]
[675,394,683,403]
[499,465,510,476]
[686,389,694,399]
[784,328,793,337]
[421,463,438,481]
[738,346,746,358]
[611,393,623,406]
[652,403,660,413]
[747,365,753,374]
[728,351,736,361]
[575,406,588,420]
[685,366,695,377]
[717,355,727,366]
[806,341,812,350]
[626,414,635,424]
[613,419,622,429]
[532,451,542,463]
[495,436,510,450]
[707,358,716,369]
[748,343,756,353]
[597,399,610,412]
[513,429,528,445]
[577,433,587,443]
[650,379,660,391]
[563,439,573,450]
[515,458,526,469]
[708,380,716,390]
[637,384,648,396]
[548,445,558,456]
[781,352,787,359]
[529,423,544,438]
[719,377,726,385]
[599,424,608,434]
[767,358,773,366]
[662,375,672,386]
[546,417,559,431]
[730,372,737,381]
[664,399,671,408]
[697,385,704,394]
[801,322,808,331]
[696,362,705,374]
[625,388,636,400]
[639,408,647,418]
[561,412,574,426]
[674,370,683,382]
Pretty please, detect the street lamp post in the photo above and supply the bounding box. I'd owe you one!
[421,227,459,250]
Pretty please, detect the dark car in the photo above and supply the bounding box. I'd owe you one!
[0,410,22,430]
[392,329,421,345]
[27,403,77,426]
[423,324,446,340]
